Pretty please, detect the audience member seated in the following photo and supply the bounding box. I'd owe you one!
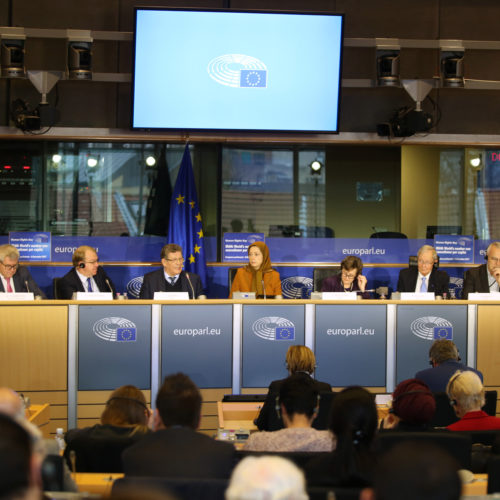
[244,374,334,452]
[255,345,332,431]
[397,244,449,297]
[446,370,500,431]
[64,385,150,472]
[360,441,461,500]
[462,241,500,298]
[0,386,77,492]
[381,379,436,431]
[305,386,378,488]
[415,339,483,393]
[229,241,282,298]
[0,413,42,500]
[122,373,235,479]
[226,455,308,500]
[321,255,371,299]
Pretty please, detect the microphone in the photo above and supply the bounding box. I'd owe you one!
[105,279,113,295]
[185,272,196,299]
[262,280,266,300]
[25,280,30,293]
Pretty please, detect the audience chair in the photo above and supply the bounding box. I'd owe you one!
[369,231,407,239]
[375,431,472,469]
[228,268,239,290]
[487,455,500,493]
[313,267,341,292]
[236,450,330,472]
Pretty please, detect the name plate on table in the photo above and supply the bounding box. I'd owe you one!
[319,292,358,300]
[233,292,256,299]
[153,292,189,300]
[0,292,34,301]
[392,292,435,301]
[72,292,113,300]
[468,292,500,301]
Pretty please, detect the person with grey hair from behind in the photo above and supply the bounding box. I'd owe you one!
[225,455,308,500]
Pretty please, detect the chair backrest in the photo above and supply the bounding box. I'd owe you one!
[484,390,498,416]
[265,391,336,431]
[487,455,500,493]
[53,277,62,299]
[42,454,64,492]
[369,231,407,239]
[409,255,440,268]
[235,450,330,471]
[430,392,459,428]
[113,476,229,500]
[228,268,239,290]
[376,431,472,469]
[313,267,340,292]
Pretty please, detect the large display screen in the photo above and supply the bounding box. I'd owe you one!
[132,8,344,133]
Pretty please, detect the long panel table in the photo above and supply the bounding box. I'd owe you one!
[1,299,498,430]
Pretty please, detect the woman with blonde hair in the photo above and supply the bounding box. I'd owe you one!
[64,385,150,471]
[255,345,332,431]
[446,370,500,431]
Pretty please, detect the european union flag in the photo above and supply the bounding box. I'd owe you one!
[434,326,453,340]
[116,328,136,342]
[275,327,295,340]
[167,145,207,291]
[240,69,267,88]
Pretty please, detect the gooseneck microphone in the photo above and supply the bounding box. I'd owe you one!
[105,278,113,294]
[185,272,196,299]
[25,280,30,293]
[262,280,266,300]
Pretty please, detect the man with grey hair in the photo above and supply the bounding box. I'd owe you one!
[397,244,449,297]
[415,339,483,393]
[462,241,500,299]
[0,244,46,298]
[225,455,308,500]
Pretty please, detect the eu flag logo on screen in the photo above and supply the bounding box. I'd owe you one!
[434,327,453,340]
[117,328,137,342]
[240,70,267,88]
[276,327,295,340]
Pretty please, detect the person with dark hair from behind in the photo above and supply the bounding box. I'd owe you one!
[359,441,461,500]
[462,241,500,299]
[255,345,332,431]
[321,255,371,298]
[122,373,235,479]
[380,379,436,431]
[244,374,334,452]
[139,243,205,299]
[415,339,483,393]
[305,386,378,487]
[0,413,42,500]
[446,370,500,431]
[64,385,150,472]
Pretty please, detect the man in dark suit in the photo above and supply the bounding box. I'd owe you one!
[0,244,46,298]
[57,245,116,299]
[397,245,449,297]
[462,241,500,299]
[122,373,235,479]
[139,243,205,299]
[415,339,483,393]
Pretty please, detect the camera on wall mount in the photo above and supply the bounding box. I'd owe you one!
[377,79,436,137]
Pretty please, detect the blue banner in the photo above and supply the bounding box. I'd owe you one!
[434,235,474,264]
[223,233,265,261]
[9,232,51,261]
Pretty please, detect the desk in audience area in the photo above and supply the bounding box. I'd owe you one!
[0,299,498,434]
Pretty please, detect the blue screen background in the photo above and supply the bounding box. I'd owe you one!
[133,10,343,131]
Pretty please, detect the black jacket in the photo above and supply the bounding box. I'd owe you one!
[0,265,46,298]
[57,267,117,300]
[397,267,449,297]
[139,269,203,299]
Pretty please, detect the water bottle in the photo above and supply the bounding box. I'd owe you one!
[55,428,65,452]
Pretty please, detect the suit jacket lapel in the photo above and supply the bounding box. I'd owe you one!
[481,265,490,292]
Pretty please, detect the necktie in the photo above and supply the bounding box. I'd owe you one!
[6,277,13,293]
[169,277,176,285]
[420,276,427,293]
[87,278,93,292]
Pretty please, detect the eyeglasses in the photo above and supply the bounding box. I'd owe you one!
[341,271,356,279]
[85,260,99,265]
[488,257,500,264]
[0,262,18,271]
[166,258,184,263]
[418,260,434,266]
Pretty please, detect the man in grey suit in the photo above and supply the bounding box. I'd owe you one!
[0,244,46,298]
[139,243,205,299]
[122,373,235,479]
[462,241,500,299]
